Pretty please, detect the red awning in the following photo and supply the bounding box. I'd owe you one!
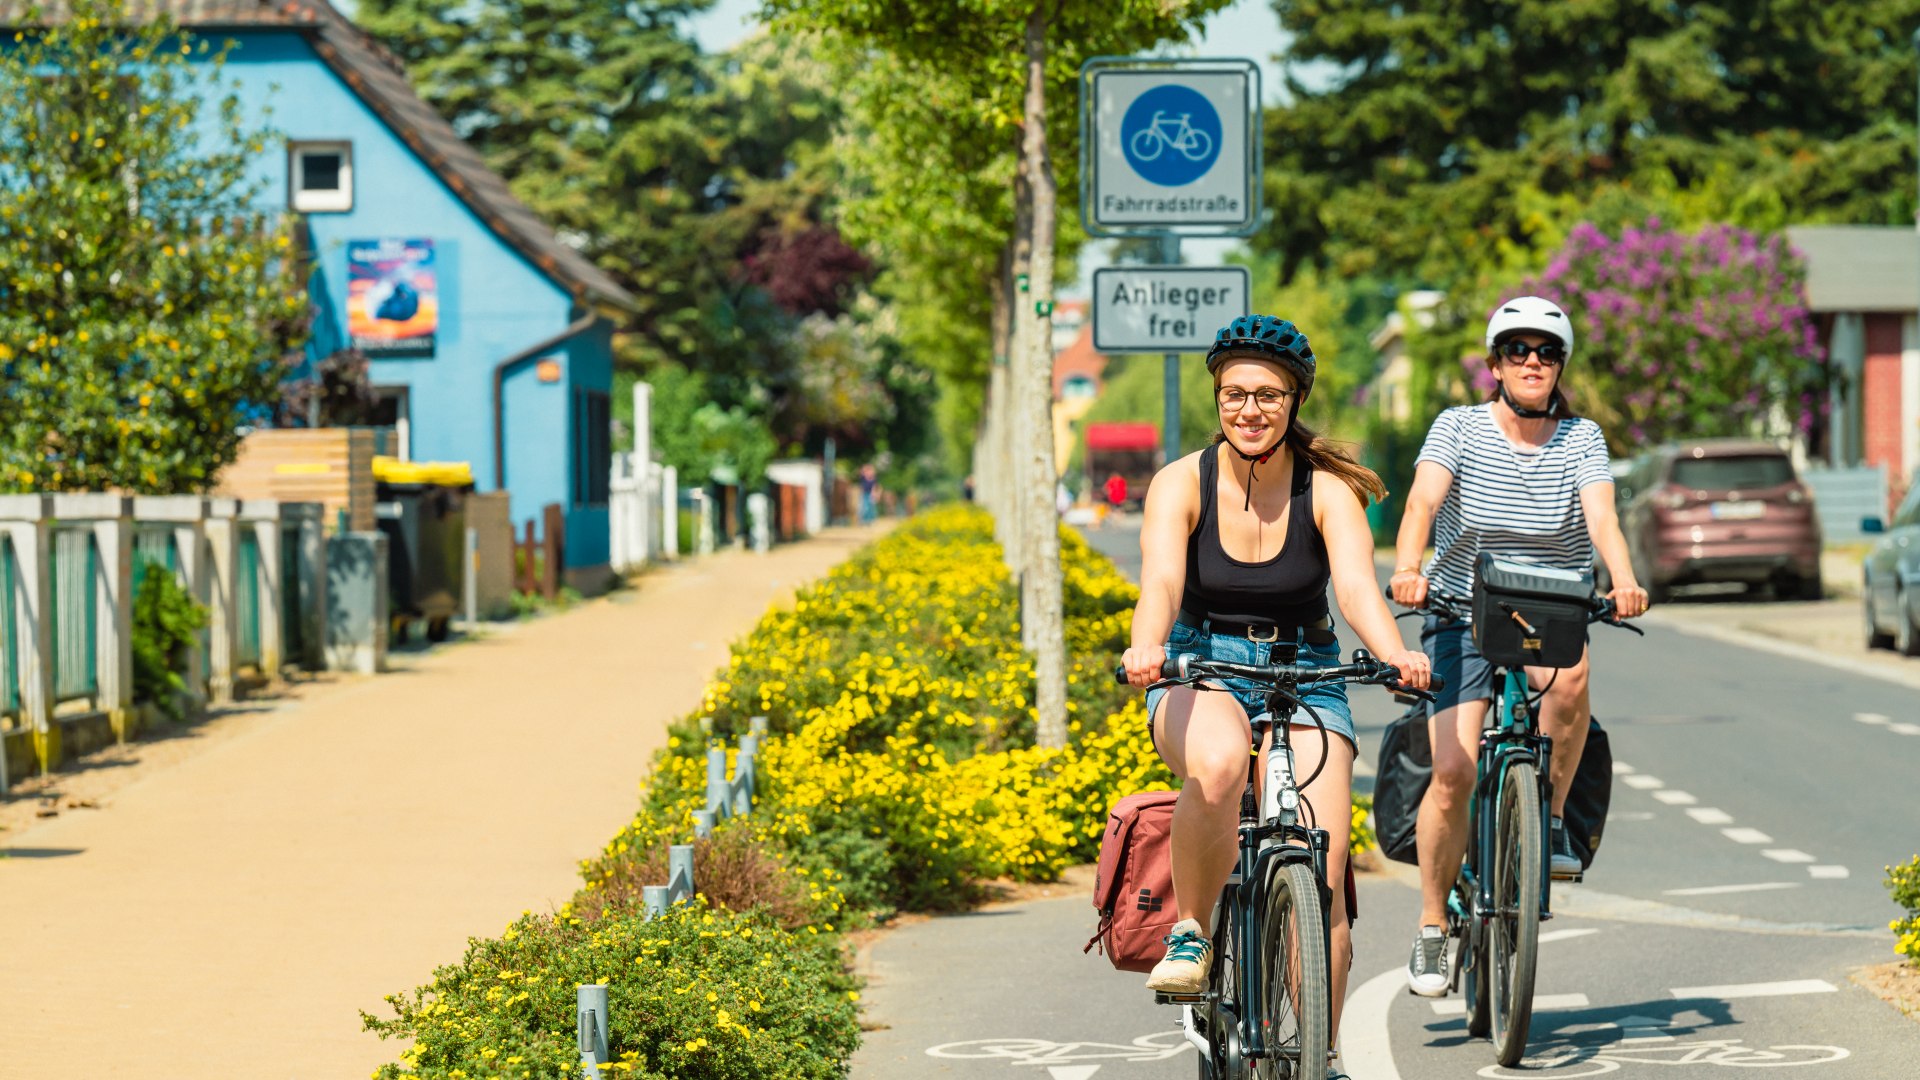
[1085,422,1160,451]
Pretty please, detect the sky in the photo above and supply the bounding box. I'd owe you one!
[685,0,1308,295]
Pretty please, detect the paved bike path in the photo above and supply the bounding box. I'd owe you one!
[0,526,886,1080]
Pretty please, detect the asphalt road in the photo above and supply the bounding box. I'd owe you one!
[850,518,1920,1080]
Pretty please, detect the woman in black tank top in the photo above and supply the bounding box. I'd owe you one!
[1119,315,1431,1060]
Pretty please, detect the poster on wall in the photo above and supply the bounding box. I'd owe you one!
[347,238,437,357]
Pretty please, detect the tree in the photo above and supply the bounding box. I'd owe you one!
[0,0,307,494]
[1261,0,1920,288]
[768,0,1228,748]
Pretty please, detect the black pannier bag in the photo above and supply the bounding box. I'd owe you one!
[1372,701,1432,865]
[1561,716,1613,869]
[1472,553,1594,669]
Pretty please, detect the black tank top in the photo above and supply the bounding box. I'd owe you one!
[1181,445,1331,628]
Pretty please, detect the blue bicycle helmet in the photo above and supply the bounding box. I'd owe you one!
[1205,314,1316,403]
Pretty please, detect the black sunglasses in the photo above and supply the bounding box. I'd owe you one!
[1497,340,1567,365]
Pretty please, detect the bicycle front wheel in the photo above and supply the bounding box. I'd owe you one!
[1258,860,1330,1080]
[1490,761,1544,1067]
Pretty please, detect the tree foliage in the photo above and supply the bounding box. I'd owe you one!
[0,0,307,494]
[1262,0,1920,286]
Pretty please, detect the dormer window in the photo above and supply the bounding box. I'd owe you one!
[289,141,353,212]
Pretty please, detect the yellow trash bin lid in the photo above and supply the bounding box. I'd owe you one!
[372,456,475,487]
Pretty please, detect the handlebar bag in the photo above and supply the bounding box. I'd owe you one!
[1085,789,1179,972]
[1472,553,1592,669]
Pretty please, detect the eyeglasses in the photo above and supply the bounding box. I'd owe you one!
[1497,340,1567,366]
[1217,386,1295,414]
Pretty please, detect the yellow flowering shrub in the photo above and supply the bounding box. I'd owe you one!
[1887,856,1920,964]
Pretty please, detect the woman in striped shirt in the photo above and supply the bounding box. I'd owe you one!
[1388,296,1649,998]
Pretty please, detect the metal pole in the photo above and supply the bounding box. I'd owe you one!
[1913,28,1920,232]
[1161,231,1183,465]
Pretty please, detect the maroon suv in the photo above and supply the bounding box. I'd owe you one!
[1615,440,1823,602]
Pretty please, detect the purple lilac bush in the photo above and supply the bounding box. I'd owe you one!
[1466,220,1827,452]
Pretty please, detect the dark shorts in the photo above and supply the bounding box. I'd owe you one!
[1144,619,1357,753]
[1422,617,1496,713]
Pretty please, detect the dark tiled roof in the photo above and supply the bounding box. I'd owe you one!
[0,0,635,312]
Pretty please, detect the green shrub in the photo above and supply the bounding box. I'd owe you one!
[1887,856,1920,964]
[364,902,858,1080]
[130,566,207,720]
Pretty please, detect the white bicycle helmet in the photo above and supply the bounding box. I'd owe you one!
[1485,296,1574,356]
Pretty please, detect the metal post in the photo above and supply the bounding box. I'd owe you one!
[1161,231,1183,466]
[642,885,669,919]
[705,745,727,816]
[462,526,478,626]
[577,984,610,1076]
[1913,28,1920,232]
[667,844,695,905]
[693,809,717,838]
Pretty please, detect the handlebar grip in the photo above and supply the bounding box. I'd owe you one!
[1429,673,1446,692]
[1114,656,1194,684]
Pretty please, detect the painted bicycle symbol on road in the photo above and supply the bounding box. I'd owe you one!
[1119,85,1221,187]
[1478,1037,1849,1077]
[928,1029,1192,1065]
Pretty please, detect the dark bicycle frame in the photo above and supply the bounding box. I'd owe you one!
[1138,650,1429,1070]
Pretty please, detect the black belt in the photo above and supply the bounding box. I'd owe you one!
[1177,613,1337,646]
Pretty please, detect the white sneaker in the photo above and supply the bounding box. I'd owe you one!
[1145,918,1213,994]
[1406,924,1448,997]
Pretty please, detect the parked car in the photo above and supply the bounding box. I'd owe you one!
[1862,480,1920,655]
[1615,440,1822,603]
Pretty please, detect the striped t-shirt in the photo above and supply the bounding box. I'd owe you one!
[1414,403,1613,606]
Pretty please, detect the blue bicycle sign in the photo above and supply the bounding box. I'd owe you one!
[1121,84,1222,187]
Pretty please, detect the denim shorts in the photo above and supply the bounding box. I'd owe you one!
[1421,617,1495,712]
[1145,619,1357,752]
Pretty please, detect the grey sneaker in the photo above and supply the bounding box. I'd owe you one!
[1145,918,1213,993]
[1550,816,1583,880]
[1406,924,1448,997]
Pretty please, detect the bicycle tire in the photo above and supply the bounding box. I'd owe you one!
[1130,128,1166,162]
[1491,761,1543,1067]
[1197,899,1239,1079]
[1461,914,1490,1038]
[1258,860,1330,1080]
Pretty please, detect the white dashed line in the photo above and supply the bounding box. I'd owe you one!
[1763,849,1817,864]
[1809,865,1851,879]
[1855,712,1890,725]
[1892,723,1920,736]
[1722,827,1774,844]
[1623,774,1665,790]
[1664,882,1800,896]
[1612,761,1636,775]
[1686,807,1734,825]
[1433,992,1589,1015]
[1538,928,1601,943]
[1652,790,1698,805]
[1669,979,1837,1000]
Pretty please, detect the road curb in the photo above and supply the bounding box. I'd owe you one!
[1640,611,1920,692]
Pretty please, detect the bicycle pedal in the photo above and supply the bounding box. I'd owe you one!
[1154,991,1211,1006]
[1552,871,1584,884]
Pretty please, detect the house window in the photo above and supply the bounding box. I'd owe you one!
[289,141,353,212]
[573,389,611,507]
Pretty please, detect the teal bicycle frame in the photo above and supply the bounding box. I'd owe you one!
[1447,658,1557,940]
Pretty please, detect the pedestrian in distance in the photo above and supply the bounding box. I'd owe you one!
[1389,295,1650,998]
[1120,314,1432,1072]
[858,463,878,524]
[1105,471,1128,512]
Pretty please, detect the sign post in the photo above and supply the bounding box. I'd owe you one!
[1081,58,1259,465]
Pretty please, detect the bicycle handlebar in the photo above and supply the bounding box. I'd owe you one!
[1112,650,1443,701]
[1386,585,1646,636]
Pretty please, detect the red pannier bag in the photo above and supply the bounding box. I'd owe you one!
[1084,790,1179,972]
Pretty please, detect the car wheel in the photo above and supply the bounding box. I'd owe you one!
[1865,578,1894,649]
[1794,573,1824,602]
[1896,586,1920,658]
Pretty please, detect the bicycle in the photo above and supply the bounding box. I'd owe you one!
[1128,111,1215,163]
[1116,649,1438,1080]
[1390,574,1641,1068]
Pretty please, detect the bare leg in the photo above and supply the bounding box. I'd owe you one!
[1527,648,1591,816]
[1417,699,1490,928]
[1152,685,1254,928]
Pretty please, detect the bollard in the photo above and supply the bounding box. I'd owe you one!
[642,885,670,920]
[705,745,727,815]
[577,983,610,1075]
[731,744,754,816]
[668,844,695,905]
[749,715,769,736]
[698,715,713,737]
[694,809,717,839]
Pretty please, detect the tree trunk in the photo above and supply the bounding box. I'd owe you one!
[1019,6,1067,749]
[987,238,1017,567]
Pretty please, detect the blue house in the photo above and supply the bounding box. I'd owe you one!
[3,0,635,587]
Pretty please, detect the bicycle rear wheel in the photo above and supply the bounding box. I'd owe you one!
[1257,860,1329,1080]
[1490,761,1543,1067]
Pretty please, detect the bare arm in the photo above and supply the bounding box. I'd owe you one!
[1390,461,1455,607]
[1122,455,1201,686]
[1319,473,1430,688]
[1579,482,1649,616]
